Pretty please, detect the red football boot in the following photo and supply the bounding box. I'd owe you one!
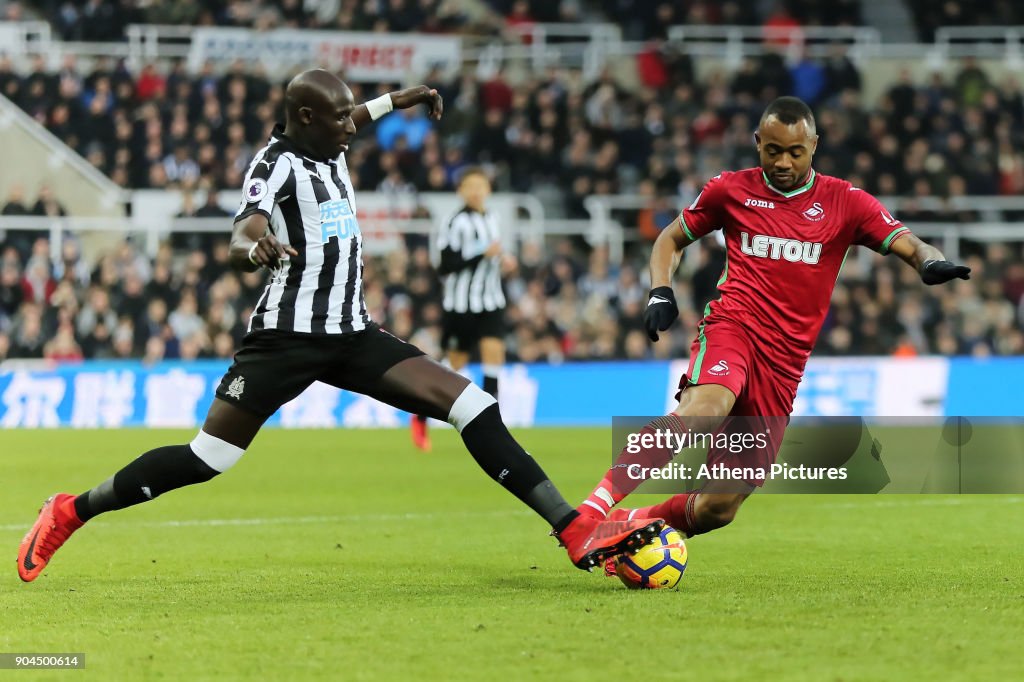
[601,508,641,576]
[410,415,431,452]
[555,511,665,570]
[17,494,84,582]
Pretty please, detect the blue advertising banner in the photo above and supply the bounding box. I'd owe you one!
[944,357,1024,417]
[0,356,1013,428]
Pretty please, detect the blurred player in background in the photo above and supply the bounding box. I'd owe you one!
[574,96,971,559]
[17,69,664,583]
[410,168,513,451]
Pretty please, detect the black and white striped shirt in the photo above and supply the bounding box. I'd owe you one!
[236,124,370,335]
[436,207,506,313]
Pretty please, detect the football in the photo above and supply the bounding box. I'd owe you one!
[614,526,688,590]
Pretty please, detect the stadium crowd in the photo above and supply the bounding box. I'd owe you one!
[0,224,1021,365]
[2,15,1024,361]
[14,0,862,43]
[14,0,473,40]
[3,47,1024,210]
[905,0,1024,42]
[15,0,1020,43]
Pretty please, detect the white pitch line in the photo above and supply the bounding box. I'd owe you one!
[0,509,531,532]
[816,496,1023,510]
[1,497,1021,533]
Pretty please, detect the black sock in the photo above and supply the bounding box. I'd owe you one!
[459,403,575,528]
[74,444,219,521]
[482,374,498,399]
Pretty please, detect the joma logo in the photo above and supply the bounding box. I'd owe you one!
[744,198,775,209]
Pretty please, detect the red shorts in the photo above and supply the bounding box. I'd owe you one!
[677,318,799,483]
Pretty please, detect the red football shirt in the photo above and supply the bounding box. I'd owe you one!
[679,167,910,381]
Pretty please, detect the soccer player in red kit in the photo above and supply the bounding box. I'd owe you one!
[577,96,970,551]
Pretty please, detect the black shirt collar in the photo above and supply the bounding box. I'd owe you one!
[270,123,334,163]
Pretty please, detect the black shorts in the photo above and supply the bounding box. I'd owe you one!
[215,324,424,418]
[441,309,505,352]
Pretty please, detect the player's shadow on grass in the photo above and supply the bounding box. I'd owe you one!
[487,572,689,594]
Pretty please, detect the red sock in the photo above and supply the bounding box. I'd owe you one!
[580,415,684,518]
[632,492,699,536]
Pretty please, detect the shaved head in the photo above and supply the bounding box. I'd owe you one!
[282,69,357,160]
[285,69,347,121]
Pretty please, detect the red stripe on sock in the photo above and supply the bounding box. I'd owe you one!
[579,415,686,518]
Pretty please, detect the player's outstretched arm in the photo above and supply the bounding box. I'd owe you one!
[887,232,971,285]
[351,85,444,130]
[230,213,298,272]
[645,217,695,341]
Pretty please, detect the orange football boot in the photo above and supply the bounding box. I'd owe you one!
[18,494,84,582]
[600,507,645,576]
[555,511,665,570]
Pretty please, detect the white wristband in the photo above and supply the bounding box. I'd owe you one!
[366,93,394,121]
[248,242,259,266]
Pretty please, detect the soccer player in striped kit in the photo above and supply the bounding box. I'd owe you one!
[18,70,664,583]
[410,168,512,451]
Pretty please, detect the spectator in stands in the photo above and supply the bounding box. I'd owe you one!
[196,191,230,218]
[789,49,827,106]
[21,253,55,305]
[822,49,861,105]
[135,63,166,101]
[955,56,991,109]
[177,332,206,361]
[503,0,536,42]
[375,106,433,152]
[0,261,24,327]
[76,285,117,340]
[43,321,84,362]
[116,270,148,324]
[31,184,67,218]
[3,0,24,21]
[636,39,671,90]
[2,184,31,216]
[140,333,165,364]
[80,313,113,358]
[139,297,172,350]
[479,68,515,112]
[111,319,136,359]
[762,2,801,46]
[167,289,204,342]
[164,144,201,185]
[9,301,46,358]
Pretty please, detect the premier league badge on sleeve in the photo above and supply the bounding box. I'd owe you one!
[244,177,269,203]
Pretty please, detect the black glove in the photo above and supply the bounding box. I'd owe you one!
[920,260,971,285]
[643,286,679,342]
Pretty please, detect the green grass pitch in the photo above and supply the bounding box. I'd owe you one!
[2,428,1022,681]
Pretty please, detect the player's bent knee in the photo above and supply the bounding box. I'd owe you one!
[189,430,246,473]
[447,383,497,432]
[676,384,735,422]
[695,494,745,529]
[431,375,473,411]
